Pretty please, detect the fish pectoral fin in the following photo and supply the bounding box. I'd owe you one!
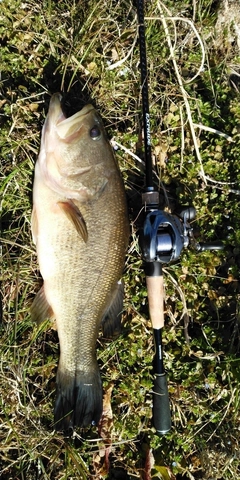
[31,206,38,245]
[101,280,124,339]
[31,286,54,325]
[57,200,88,243]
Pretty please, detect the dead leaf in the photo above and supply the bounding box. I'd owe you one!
[144,447,155,480]
[92,383,114,477]
[152,465,176,480]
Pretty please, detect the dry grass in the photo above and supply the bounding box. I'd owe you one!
[1,0,240,478]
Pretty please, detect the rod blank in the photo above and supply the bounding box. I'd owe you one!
[136,0,153,187]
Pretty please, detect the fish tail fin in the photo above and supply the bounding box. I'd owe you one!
[54,367,102,431]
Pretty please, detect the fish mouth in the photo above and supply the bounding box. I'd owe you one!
[49,93,95,140]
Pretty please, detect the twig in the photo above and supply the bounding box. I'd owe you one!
[106,30,138,71]
[111,139,145,167]
[163,267,190,344]
[179,104,184,171]
[207,387,237,442]
[111,139,170,204]
[193,123,234,142]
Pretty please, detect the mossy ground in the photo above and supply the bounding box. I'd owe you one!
[1,1,240,479]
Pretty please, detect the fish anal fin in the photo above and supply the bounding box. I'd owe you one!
[101,280,124,339]
[31,285,54,325]
[57,200,88,243]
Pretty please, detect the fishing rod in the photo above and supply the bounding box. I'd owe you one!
[136,0,223,435]
[136,0,171,435]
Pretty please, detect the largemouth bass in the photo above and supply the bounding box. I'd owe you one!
[31,93,129,431]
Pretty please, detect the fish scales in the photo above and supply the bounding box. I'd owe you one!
[31,94,129,431]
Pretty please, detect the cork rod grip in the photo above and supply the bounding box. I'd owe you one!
[146,273,171,434]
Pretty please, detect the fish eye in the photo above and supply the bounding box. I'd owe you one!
[90,125,101,140]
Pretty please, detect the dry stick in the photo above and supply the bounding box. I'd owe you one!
[146,13,205,85]
[193,123,234,142]
[106,30,138,71]
[163,267,190,344]
[159,123,234,143]
[111,139,170,204]
[179,104,185,172]
[170,17,205,85]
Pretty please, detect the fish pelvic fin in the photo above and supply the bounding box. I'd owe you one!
[31,206,38,245]
[57,200,88,243]
[101,280,124,339]
[31,286,54,325]
[54,368,102,432]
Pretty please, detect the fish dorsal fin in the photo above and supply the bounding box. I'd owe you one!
[57,200,88,243]
[31,285,54,325]
[101,280,124,339]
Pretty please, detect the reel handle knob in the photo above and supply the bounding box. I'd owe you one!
[179,206,196,221]
[197,241,224,252]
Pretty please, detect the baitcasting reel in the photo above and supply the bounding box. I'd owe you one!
[140,202,223,265]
